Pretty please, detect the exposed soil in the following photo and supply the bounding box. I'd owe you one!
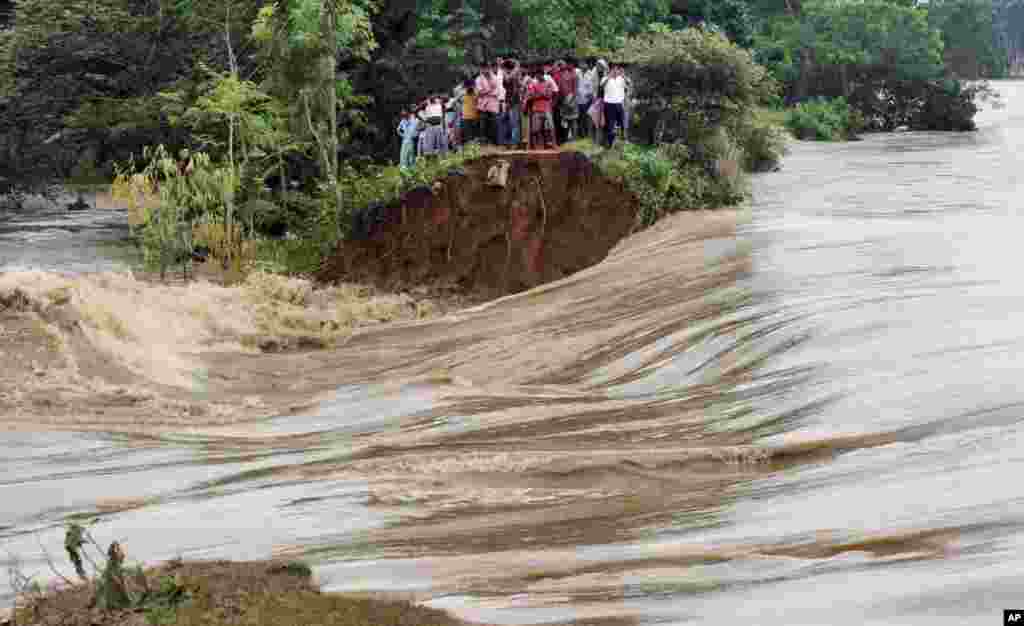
[317,152,639,298]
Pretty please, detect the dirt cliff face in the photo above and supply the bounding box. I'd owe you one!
[317,152,640,297]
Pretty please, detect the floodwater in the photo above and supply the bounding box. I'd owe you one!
[3,84,1024,625]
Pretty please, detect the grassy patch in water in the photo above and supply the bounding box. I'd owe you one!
[95,237,145,270]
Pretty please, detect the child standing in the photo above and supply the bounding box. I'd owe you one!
[398,109,418,173]
[461,79,479,145]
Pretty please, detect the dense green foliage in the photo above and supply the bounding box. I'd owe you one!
[785,97,864,140]
[618,28,777,142]
[751,0,1000,132]
[595,141,746,228]
[930,0,1008,78]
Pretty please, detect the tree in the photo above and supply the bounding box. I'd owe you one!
[755,0,944,103]
[928,0,1007,78]
[618,27,777,143]
[993,0,1024,74]
[510,0,641,52]
[252,0,376,240]
[0,0,263,188]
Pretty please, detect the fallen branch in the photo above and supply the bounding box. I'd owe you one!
[35,534,76,588]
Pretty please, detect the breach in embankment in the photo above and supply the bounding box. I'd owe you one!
[317,151,638,297]
[0,149,658,434]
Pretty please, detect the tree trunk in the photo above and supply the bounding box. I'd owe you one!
[575,14,592,57]
[784,0,810,103]
[320,3,343,239]
[795,48,812,102]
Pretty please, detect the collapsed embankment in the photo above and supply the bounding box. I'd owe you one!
[0,151,647,432]
[317,152,640,297]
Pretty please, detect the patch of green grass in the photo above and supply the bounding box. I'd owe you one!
[785,97,865,141]
[268,561,314,578]
[561,137,604,158]
[96,237,145,270]
[80,303,134,341]
[44,285,73,306]
[253,237,323,276]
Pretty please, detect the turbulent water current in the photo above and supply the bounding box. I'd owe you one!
[3,83,1024,625]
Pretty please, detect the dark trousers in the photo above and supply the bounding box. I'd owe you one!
[480,111,498,145]
[578,101,591,139]
[552,102,563,144]
[462,118,479,144]
[604,102,624,148]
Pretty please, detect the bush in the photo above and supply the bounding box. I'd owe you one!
[253,237,322,276]
[737,116,789,172]
[593,140,738,229]
[619,27,778,145]
[786,97,863,141]
[908,79,987,131]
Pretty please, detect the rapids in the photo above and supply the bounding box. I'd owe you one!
[3,83,1024,625]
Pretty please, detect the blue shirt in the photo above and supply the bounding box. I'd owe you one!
[398,118,418,142]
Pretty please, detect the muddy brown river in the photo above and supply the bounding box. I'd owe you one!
[2,83,1024,625]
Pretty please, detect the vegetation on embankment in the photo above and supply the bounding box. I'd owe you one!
[102,25,788,288]
[3,524,637,626]
[317,28,789,293]
[0,0,1003,283]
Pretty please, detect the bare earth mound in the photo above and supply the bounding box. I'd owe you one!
[317,152,639,298]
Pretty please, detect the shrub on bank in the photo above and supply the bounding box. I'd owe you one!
[601,28,786,223]
[619,27,777,146]
[785,97,865,141]
[737,115,790,171]
[590,139,744,229]
[907,79,987,131]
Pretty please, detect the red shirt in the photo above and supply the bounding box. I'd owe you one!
[526,80,552,113]
[555,69,577,102]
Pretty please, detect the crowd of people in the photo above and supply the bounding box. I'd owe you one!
[397,57,633,172]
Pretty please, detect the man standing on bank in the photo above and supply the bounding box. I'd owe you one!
[601,64,626,148]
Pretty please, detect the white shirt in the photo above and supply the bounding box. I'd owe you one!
[578,68,594,101]
[424,102,443,118]
[602,76,625,104]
